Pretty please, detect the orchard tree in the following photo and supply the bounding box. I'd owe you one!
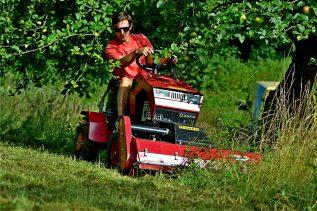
[1,0,316,104]
[130,0,316,96]
[0,0,202,95]
[189,0,317,118]
[0,0,133,97]
[0,0,209,93]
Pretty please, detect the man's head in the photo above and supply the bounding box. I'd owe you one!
[112,12,132,43]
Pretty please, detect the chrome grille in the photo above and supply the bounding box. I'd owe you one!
[170,91,187,101]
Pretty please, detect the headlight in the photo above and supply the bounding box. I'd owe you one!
[153,88,171,99]
[187,94,203,104]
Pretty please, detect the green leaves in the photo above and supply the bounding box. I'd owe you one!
[156,0,163,8]
[235,34,245,44]
[2,0,316,95]
[1,0,118,96]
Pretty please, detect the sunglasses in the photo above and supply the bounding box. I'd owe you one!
[114,27,130,32]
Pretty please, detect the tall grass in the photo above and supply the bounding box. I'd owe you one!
[198,58,291,149]
[184,68,316,209]
[179,87,316,209]
[240,80,317,208]
[259,74,316,149]
[0,74,105,154]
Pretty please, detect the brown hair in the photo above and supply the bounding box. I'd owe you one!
[112,12,132,26]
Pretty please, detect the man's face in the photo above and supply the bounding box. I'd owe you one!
[114,19,131,43]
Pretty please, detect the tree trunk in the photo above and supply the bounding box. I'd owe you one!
[262,36,317,126]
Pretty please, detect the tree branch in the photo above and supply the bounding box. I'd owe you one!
[9,33,96,56]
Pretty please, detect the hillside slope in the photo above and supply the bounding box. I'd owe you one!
[0,143,235,210]
[1,138,316,210]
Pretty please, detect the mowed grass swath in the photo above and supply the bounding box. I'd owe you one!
[1,58,316,209]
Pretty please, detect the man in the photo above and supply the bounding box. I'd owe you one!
[105,12,154,117]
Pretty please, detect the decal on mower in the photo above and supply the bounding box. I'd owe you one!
[178,125,200,132]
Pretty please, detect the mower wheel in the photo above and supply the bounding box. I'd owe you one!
[74,124,102,162]
[109,140,119,168]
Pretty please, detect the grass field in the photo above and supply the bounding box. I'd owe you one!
[1,127,316,210]
[1,58,316,209]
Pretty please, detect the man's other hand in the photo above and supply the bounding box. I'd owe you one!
[136,47,154,56]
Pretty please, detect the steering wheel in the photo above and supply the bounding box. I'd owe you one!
[136,50,159,74]
[136,50,176,74]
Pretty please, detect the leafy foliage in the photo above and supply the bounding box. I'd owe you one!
[1,0,119,96]
[1,0,316,94]
[134,0,316,87]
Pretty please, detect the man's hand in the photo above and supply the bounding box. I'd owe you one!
[136,47,154,56]
[119,47,153,68]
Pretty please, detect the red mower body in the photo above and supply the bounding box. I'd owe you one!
[116,71,260,171]
[76,61,261,174]
[130,70,201,122]
[82,111,112,143]
[117,116,260,172]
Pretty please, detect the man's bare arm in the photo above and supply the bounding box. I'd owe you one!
[119,47,153,68]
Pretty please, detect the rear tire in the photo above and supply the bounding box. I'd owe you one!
[74,124,102,162]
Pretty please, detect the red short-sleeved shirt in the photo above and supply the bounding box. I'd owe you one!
[105,34,153,78]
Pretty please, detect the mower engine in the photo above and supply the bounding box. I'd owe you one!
[129,71,206,147]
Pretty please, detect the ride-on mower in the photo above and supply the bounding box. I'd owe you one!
[75,53,260,175]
